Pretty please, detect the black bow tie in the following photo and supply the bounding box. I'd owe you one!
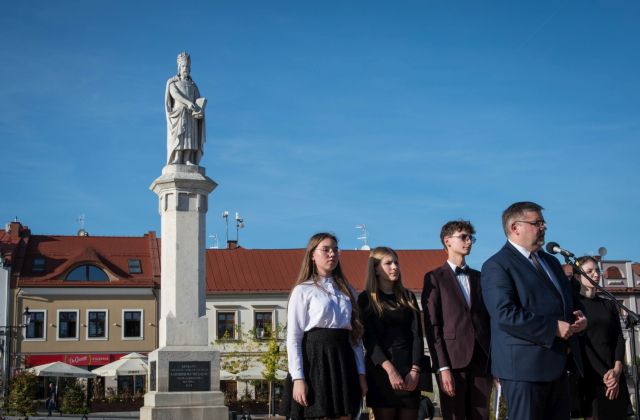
[455,266,469,276]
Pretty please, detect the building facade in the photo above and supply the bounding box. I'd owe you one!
[0,221,160,394]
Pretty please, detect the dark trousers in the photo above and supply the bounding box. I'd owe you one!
[438,344,492,420]
[47,398,55,415]
[501,372,570,420]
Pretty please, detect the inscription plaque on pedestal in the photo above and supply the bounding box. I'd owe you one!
[150,361,156,391]
[168,361,211,392]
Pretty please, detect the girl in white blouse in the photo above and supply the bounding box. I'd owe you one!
[283,232,367,419]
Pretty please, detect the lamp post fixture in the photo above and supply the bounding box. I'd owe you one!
[0,307,32,397]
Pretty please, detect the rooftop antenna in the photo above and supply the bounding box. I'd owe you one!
[222,211,229,245]
[355,224,370,250]
[235,212,245,245]
[76,214,89,236]
[209,234,219,249]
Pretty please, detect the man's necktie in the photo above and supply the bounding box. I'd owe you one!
[530,252,552,282]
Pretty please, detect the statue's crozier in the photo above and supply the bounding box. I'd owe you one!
[165,51,206,166]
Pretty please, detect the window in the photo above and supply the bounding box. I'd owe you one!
[255,311,273,339]
[217,312,236,339]
[58,310,79,340]
[127,259,142,274]
[605,267,624,279]
[25,310,46,340]
[87,310,108,339]
[221,381,237,402]
[32,258,45,273]
[254,380,269,400]
[123,310,143,339]
[66,265,108,281]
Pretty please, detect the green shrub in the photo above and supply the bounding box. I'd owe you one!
[7,371,38,416]
[60,380,88,414]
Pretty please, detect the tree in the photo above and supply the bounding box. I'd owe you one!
[7,370,38,417]
[60,380,88,414]
[212,323,287,406]
[260,326,287,415]
[214,325,261,377]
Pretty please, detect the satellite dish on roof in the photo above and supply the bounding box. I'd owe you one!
[77,229,89,237]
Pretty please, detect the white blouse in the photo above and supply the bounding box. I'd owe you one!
[286,276,366,380]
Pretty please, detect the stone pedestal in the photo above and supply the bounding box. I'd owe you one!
[141,165,227,420]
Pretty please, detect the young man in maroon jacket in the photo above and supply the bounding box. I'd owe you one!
[422,220,492,420]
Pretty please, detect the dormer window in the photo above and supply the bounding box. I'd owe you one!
[32,258,45,273]
[65,264,109,281]
[128,259,142,274]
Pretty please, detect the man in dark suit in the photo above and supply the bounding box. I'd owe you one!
[481,201,587,420]
[422,220,492,420]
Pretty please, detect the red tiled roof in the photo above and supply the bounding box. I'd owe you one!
[2,222,446,293]
[0,227,160,288]
[633,263,640,278]
[205,247,447,293]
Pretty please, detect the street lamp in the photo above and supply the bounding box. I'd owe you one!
[1,307,32,396]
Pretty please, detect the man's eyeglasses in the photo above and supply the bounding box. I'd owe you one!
[515,220,546,228]
[450,234,476,244]
[315,247,340,255]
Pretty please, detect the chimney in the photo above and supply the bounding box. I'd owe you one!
[227,240,239,249]
[7,220,29,240]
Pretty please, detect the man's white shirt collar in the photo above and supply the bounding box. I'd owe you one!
[509,239,533,259]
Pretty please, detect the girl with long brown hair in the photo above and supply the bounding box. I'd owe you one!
[283,232,367,419]
[358,247,424,420]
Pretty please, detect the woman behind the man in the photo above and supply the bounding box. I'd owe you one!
[283,232,367,420]
[574,256,629,419]
[358,247,425,420]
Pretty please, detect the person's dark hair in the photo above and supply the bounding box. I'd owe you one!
[576,255,598,267]
[440,220,475,247]
[574,255,598,280]
[292,232,363,344]
[501,201,544,236]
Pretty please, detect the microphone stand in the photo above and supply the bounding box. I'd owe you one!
[565,254,640,420]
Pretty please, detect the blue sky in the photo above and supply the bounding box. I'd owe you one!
[1,0,638,268]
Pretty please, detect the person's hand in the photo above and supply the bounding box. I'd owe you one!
[605,382,620,400]
[556,320,573,339]
[292,379,308,407]
[384,364,406,391]
[571,310,588,333]
[603,368,621,389]
[439,370,455,397]
[492,377,500,390]
[359,374,368,398]
[404,369,419,391]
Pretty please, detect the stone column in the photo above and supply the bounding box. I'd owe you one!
[141,164,228,420]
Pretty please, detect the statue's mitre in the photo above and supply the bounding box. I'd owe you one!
[177,51,190,65]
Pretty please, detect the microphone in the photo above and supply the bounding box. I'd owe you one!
[545,242,575,258]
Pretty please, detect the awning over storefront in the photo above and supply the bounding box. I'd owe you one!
[24,353,146,367]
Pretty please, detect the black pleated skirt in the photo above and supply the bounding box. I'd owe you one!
[281,328,361,419]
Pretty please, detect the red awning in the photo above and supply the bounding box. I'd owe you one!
[25,353,139,367]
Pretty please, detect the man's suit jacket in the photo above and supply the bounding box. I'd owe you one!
[422,263,491,371]
[481,242,583,382]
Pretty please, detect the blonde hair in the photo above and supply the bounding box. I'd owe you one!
[363,246,418,318]
[292,232,363,344]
